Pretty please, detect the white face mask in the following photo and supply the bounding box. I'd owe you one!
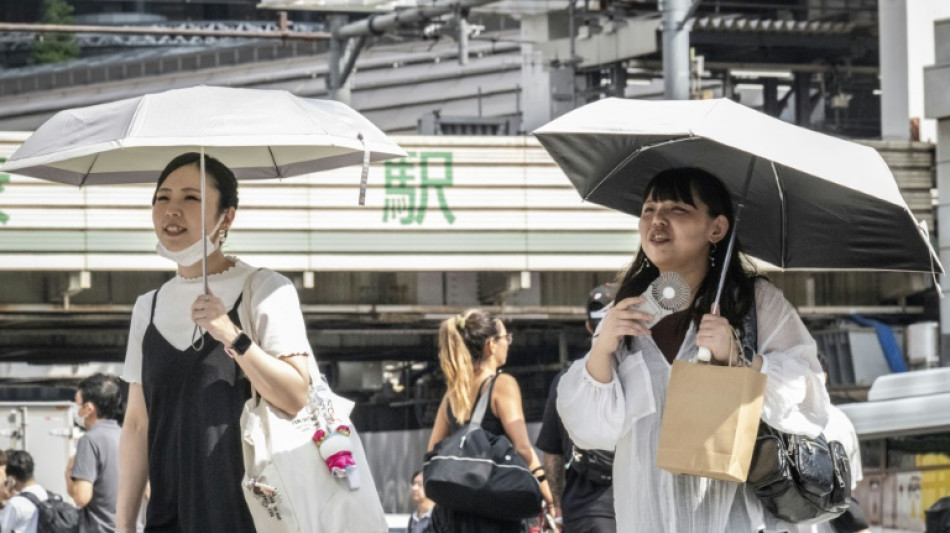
[72,404,87,429]
[156,215,226,267]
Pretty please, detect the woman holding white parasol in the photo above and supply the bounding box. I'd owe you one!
[115,152,312,532]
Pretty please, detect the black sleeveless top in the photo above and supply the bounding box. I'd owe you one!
[141,285,255,533]
[447,375,505,436]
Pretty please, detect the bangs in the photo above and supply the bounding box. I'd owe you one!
[643,171,697,206]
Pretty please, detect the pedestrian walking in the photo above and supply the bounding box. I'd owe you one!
[407,471,434,533]
[0,451,49,533]
[66,373,124,533]
[536,284,616,532]
[116,153,314,533]
[556,168,834,532]
[427,309,554,532]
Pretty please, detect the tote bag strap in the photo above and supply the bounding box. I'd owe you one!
[238,268,321,403]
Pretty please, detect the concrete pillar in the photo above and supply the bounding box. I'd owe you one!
[880,0,950,142]
[520,12,572,133]
[661,0,690,100]
[924,17,950,366]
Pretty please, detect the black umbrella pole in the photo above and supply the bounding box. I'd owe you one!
[698,157,755,362]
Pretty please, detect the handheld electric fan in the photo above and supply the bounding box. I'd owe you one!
[637,272,691,329]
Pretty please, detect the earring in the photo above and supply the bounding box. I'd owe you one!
[710,242,717,268]
[644,256,651,269]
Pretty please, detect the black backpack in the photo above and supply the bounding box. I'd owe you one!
[16,490,81,533]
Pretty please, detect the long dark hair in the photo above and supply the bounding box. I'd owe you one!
[614,167,757,328]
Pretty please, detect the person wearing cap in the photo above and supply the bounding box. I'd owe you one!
[534,284,617,533]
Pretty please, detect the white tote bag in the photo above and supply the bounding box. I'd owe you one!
[238,269,388,533]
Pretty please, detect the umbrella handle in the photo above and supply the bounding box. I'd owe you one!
[696,301,720,363]
[697,346,712,362]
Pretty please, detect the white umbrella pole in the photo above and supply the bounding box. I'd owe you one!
[697,157,756,362]
[191,147,208,351]
[201,146,208,295]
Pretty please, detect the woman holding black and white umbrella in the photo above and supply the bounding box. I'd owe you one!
[556,168,832,533]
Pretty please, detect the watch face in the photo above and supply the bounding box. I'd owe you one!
[233,332,252,355]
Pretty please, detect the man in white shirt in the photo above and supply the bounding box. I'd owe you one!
[0,450,48,533]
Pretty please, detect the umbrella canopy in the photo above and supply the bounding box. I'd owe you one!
[0,85,406,306]
[534,97,941,274]
[0,85,406,185]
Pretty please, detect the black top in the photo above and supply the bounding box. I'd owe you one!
[536,371,616,522]
[141,284,255,533]
[446,375,505,436]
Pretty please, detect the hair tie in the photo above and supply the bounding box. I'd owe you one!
[454,314,466,330]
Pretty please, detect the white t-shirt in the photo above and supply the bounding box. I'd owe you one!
[0,484,48,533]
[122,258,312,384]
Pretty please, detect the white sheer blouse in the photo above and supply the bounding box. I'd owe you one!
[557,278,832,532]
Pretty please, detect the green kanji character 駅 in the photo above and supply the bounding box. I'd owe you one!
[383,152,417,225]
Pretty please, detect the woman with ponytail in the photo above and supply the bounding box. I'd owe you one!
[555,168,832,532]
[427,309,554,532]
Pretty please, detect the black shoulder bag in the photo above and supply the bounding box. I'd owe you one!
[567,446,614,486]
[740,289,853,525]
[423,375,543,521]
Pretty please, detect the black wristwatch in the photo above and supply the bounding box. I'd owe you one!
[229,331,253,356]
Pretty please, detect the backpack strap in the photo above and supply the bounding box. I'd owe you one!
[15,490,43,507]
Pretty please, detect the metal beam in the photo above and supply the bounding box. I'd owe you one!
[677,0,703,31]
[333,0,497,40]
[628,59,879,75]
[0,22,330,41]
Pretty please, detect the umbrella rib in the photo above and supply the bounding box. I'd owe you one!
[78,152,100,187]
[584,136,698,201]
[267,146,284,180]
[770,162,787,268]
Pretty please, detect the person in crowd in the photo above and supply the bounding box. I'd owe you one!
[407,470,434,533]
[66,372,124,533]
[556,167,834,532]
[536,284,617,532]
[0,450,8,512]
[115,152,314,533]
[0,450,47,533]
[427,309,554,532]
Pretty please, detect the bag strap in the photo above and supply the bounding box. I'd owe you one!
[467,374,497,431]
[740,283,758,365]
[15,491,42,507]
[238,267,321,404]
[238,267,263,345]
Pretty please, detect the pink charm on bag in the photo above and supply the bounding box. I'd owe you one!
[312,423,361,490]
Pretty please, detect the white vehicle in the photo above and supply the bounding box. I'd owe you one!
[0,401,80,498]
[839,367,950,533]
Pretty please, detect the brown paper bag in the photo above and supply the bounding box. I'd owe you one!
[656,359,767,482]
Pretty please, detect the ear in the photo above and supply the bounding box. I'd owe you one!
[220,207,237,232]
[709,214,729,244]
[483,338,495,358]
